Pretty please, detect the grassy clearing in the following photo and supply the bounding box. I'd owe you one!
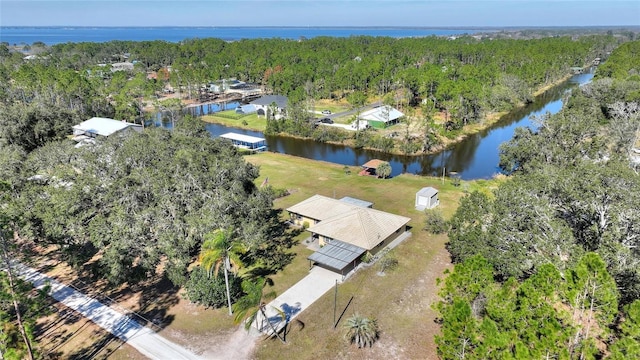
[247,152,499,220]
[202,111,266,131]
[313,99,351,115]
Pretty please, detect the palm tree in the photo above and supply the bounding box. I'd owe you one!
[344,313,379,348]
[232,277,286,343]
[376,161,392,179]
[199,228,245,316]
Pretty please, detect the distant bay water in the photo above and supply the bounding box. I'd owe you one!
[0,26,486,45]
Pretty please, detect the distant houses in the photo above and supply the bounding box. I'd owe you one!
[110,62,134,72]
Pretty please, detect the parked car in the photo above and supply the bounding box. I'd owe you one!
[318,117,334,124]
[321,110,332,115]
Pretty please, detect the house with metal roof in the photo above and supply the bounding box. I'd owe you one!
[287,195,410,275]
[358,105,404,128]
[250,95,288,117]
[72,117,142,147]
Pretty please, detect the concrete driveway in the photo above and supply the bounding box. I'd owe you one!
[253,266,342,334]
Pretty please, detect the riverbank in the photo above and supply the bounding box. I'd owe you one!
[196,72,579,157]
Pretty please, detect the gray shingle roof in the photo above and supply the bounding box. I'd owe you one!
[286,194,358,222]
[250,95,288,109]
[308,207,410,250]
[289,195,410,250]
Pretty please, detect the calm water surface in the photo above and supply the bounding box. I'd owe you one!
[0,26,485,45]
[194,71,593,180]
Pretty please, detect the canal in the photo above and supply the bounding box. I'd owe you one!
[161,71,594,180]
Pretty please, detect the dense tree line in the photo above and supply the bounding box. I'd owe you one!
[1,34,627,133]
[438,41,640,358]
[6,127,294,286]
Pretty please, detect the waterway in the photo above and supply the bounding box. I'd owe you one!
[0,26,487,46]
[159,71,593,180]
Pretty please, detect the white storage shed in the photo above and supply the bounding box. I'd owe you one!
[415,187,439,210]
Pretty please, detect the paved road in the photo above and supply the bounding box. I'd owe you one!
[16,263,204,360]
[253,266,342,335]
[325,101,382,120]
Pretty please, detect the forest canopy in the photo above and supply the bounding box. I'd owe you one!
[438,40,640,358]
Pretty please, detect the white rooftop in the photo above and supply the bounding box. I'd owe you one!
[417,187,438,197]
[359,105,404,123]
[73,117,141,137]
[219,132,266,144]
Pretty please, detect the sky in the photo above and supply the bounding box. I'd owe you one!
[1,0,639,27]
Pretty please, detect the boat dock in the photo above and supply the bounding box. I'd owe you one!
[220,132,267,152]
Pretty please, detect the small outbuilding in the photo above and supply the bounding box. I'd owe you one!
[359,159,384,176]
[415,187,439,210]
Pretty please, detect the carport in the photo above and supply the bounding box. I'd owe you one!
[308,240,367,276]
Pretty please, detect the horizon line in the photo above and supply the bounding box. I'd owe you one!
[2,25,639,29]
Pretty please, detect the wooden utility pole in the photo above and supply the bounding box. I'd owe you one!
[333,279,338,328]
[1,232,35,360]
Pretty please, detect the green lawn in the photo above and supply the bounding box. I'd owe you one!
[312,103,350,116]
[202,111,266,131]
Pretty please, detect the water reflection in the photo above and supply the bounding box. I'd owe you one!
[157,71,593,180]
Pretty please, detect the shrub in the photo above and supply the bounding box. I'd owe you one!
[271,187,290,199]
[185,266,242,308]
[344,314,379,348]
[424,210,447,234]
[378,254,399,273]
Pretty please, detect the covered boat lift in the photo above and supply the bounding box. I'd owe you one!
[220,132,267,152]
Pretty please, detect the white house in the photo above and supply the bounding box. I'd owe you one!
[358,105,404,128]
[72,117,142,147]
[250,95,288,118]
